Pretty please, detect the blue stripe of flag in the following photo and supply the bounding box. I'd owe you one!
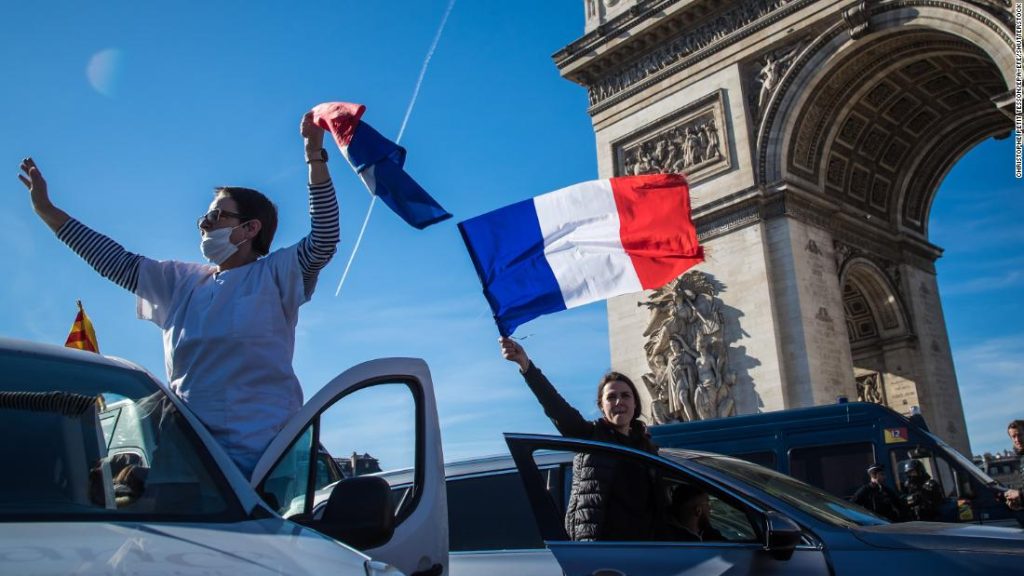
[458,199,566,336]
[347,122,451,230]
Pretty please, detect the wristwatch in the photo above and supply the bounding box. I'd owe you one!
[305,148,328,163]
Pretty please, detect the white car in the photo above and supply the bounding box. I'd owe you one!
[0,337,448,576]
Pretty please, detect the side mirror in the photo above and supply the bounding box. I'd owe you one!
[764,511,802,561]
[314,476,395,550]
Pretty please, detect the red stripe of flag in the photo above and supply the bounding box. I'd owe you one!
[610,173,704,289]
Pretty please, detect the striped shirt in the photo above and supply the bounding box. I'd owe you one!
[56,179,340,296]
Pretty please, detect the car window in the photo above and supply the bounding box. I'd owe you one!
[659,477,759,543]
[259,381,420,521]
[684,451,887,527]
[789,442,874,499]
[0,351,243,522]
[890,448,956,498]
[533,447,758,544]
[733,451,776,469]
[926,431,996,485]
[315,448,343,490]
[933,457,956,498]
[448,471,545,551]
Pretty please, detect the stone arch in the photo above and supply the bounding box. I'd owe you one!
[839,258,911,344]
[757,1,1013,238]
[839,258,917,410]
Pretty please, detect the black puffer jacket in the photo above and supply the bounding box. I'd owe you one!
[522,363,658,541]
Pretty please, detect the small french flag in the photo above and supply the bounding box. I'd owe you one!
[312,102,451,229]
[459,173,704,336]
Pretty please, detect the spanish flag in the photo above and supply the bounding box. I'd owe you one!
[65,300,100,353]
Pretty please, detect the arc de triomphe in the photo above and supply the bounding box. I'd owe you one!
[556,0,1016,455]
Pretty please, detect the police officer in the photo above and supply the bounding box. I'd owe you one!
[851,463,904,521]
[899,459,944,521]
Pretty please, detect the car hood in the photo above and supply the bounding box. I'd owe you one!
[851,522,1024,554]
[0,519,369,575]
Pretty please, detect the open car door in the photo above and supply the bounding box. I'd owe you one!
[505,433,828,576]
[252,358,447,576]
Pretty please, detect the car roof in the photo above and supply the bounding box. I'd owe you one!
[0,336,150,374]
[377,445,716,486]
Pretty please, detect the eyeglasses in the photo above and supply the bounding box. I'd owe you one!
[197,209,246,229]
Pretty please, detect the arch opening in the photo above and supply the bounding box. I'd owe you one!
[841,260,917,414]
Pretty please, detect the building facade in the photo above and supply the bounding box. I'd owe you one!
[557,0,1016,455]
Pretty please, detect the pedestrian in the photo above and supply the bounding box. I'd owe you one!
[899,459,944,521]
[18,112,340,478]
[851,463,904,521]
[499,337,658,542]
[1003,419,1023,510]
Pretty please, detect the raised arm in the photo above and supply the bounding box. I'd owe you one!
[19,158,142,292]
[296,113,340,297]
[19,158,68,233]
[500,337,594,438]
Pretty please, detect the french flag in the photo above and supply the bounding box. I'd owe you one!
[459,173,703,336]
[312,102,451,229]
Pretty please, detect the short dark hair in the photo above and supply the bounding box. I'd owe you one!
[671,483,708,515]
[1009,420,1024,433]
[214,186,278,256]
[596,371,643,423]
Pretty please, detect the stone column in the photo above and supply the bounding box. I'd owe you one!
[902,266,971,455]
[764,216,858,407]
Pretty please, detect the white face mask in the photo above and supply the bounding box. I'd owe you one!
[200,225,249,265]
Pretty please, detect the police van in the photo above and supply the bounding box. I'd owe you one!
[650,401,1023,527]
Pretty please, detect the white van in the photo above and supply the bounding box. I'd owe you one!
[0,337,448,576]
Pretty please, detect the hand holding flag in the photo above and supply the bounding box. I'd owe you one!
[311,102,451,230]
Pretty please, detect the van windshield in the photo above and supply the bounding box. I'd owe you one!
[924,431,997,485]
[0,350,245,522]
[667,450,888,528]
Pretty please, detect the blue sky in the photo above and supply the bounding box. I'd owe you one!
[1,1,1020,471]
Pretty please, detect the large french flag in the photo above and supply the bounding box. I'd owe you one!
[459,173,703,336]
[311,102,451,229]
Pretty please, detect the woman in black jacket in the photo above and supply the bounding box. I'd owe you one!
[500,337,658,542]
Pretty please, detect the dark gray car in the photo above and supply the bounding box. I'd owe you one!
[349,433,1024,575]
[506,433,1024,575]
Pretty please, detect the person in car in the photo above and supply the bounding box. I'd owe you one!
[18,113,339,478]
[500,337,658,541]
[662,483,726,542]
[899,459,944,521]
[851,463,904,521]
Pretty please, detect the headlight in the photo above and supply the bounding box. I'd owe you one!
[364,560,406,576]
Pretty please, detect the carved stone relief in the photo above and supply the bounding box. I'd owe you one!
[638,271,737,424]
[749,43,804,122]
[855,372,887,405]
[586,0,802,107]
[613,90,732,184]
[584,0,628,29]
